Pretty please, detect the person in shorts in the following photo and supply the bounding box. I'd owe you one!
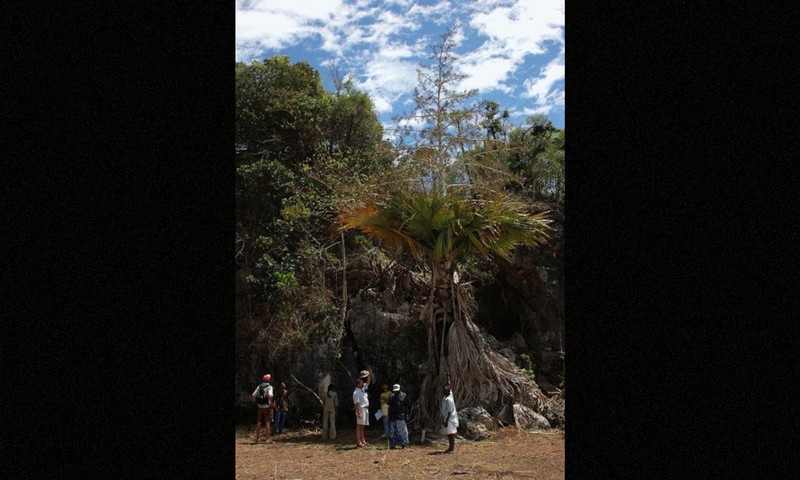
[250,374,274,444]
[353,371,371,448]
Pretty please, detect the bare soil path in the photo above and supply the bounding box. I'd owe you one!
[236,425,564,480]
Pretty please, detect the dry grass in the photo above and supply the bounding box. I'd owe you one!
[236,425,563,480]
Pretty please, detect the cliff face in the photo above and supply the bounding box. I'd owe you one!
[236,201,565,423]
[477,200,564,392]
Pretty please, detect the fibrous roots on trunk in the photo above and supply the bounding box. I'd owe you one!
[414,272,546,429]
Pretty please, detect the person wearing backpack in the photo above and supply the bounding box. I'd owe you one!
[250,374,274,444]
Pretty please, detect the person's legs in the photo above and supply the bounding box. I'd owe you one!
[444,434,455,453]
[355,410,361,446]
[275,410,285,433]
[322,408,330,439]
[356,406,365,446]
[361,406,370,445]
[256,407,270,442]
[389,420,397,448]
[398,420,409,447]
[263,409,273,442]
[330,410,337,439]
[382,414,389,437]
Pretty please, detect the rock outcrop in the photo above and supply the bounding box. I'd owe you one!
[236,202,565,430]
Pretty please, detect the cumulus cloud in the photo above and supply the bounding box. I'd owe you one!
[407,0,456,26]
[462,0,564,96]
[522,48,565,112]
[236,0,565,128]
[458,48,516,94]
[235,0,352,57]
[358,50,418,113]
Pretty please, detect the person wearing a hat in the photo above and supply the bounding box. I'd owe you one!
[388,383,409,449]
[353,371,371,448]
[250,374,274,444]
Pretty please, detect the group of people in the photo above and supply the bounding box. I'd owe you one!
[252,370,459,454]
[249,374,290,444]
[351,370,459,453]
[351,370,411,449]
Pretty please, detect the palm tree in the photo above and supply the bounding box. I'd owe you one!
[337,188,551,427]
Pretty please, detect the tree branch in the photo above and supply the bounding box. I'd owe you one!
[290,374,324,406]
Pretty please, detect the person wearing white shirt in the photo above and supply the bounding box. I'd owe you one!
[322,384,339,440]
[353,371,371,448]
[440,383,458,454]
[250,373,274,444]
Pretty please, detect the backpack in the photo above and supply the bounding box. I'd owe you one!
[256,382,271,406]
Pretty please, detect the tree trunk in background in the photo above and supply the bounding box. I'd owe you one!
[415,258,546,429]
[340,232,347,329]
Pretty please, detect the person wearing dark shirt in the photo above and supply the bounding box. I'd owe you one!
[273,381,289,434]
[387,383,409,449]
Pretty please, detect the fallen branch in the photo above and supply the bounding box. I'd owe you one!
[290,374,323,406]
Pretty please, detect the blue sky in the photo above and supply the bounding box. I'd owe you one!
[235,0,564,134]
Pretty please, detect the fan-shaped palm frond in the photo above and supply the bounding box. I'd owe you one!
[337,190,550,263]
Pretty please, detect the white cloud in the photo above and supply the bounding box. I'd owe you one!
[236,0,565,127]
[522,48,564,108]
[235,0,352,60]
[236,11,305,46]
[469,0,564,55]
[407,1,456,26]
[358,53,418,113]
[458,48,516,94]
[248,0,344,20]
[464,0,564,97]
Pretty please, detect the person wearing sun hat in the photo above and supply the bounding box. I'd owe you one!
[352,370,371,448]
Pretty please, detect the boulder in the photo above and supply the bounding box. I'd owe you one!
[458,406,495,440]
[540,395,565,428]
[513,403,551,430]
[463,421,490,440]
[498,347,516,364]
[509,332,528,351]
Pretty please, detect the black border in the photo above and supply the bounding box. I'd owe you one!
[567,3,798,477]
[5,2,799,478]
[5,3,235,477]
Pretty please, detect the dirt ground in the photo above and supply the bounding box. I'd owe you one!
[236,424,564,480]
